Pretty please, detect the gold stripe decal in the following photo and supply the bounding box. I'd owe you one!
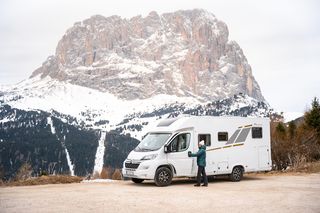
[232,143,244,147]
[207,143,244,151]
[207,147,222,151]
[238,124,252,128]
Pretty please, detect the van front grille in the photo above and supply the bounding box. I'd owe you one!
[125,162,140,169]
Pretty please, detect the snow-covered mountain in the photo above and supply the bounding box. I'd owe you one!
[1,9,270,138]
[31,9,264,101]
[0,9,274,179]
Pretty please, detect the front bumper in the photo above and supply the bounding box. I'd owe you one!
[122,159,157,180]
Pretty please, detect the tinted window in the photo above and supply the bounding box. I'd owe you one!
[218,132,228,141]
[198,134,211,146]
[170,133,191,152]
[235,128,250,143]
[252,127,263,138]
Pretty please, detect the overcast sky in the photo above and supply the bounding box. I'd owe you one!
[0,0,319,113]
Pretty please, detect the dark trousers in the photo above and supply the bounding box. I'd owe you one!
[197,166,208,185]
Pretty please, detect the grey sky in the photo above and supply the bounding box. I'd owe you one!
[0,0,319,113]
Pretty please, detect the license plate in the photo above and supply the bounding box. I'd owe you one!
[126,170,134,176]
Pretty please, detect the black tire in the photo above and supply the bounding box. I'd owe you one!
[229,166,243,182]
[131,178,144,183]
[154,167,173,187]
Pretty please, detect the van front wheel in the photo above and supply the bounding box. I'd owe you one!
[229,166,243,182]
[132,178,144,183]
[154,167,172,187]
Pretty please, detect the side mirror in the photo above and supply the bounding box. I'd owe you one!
[164,145,168,153]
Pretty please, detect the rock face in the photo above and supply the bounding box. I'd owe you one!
[31,9,264,101]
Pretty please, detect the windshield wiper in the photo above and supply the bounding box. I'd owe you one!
[140,148,155,151]
[134,146,142,151]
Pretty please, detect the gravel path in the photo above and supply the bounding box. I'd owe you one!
[1,173,320,213]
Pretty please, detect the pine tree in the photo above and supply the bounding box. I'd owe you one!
[305,97,320,135]
[288,121,296,139]
[276,122,286,138]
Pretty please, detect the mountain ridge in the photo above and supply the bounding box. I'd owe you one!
[30,9,264,102]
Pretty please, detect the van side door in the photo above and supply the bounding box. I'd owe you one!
[166,132,193,176]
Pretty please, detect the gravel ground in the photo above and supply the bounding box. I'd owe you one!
[1,173,320,213]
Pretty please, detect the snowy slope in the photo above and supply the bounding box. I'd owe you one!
[1,75,272,141]
[1,76,201,138]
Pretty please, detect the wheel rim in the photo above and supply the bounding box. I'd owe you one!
[233,168,242,180]
[159,170,170,183]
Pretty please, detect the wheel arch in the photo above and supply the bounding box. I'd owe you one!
[156,164,176,175]
[232,165,245,172]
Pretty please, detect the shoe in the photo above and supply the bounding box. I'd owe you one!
[194,184,200,187]
[201,184,208,187]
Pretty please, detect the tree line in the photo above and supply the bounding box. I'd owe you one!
[271,97,320,170]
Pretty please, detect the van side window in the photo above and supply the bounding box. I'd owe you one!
[198,134,211,146]
[170,133,190,152]
[252,127,263,138]
[218,132,228,141]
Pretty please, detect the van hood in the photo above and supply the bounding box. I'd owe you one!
[127,150,159,161]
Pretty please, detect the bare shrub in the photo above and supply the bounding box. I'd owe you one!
[112,169,122,180]
[7,175,82,186]
[292,153,307,168]
[100,167,114,179]
[15,163,32,181]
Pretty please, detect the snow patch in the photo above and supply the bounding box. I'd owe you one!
[81,179,115,183]
[47,117,56,134]
[93,131,106,175]
[65,147,75,176]
[0,117,13,123]
[46,115,75,176]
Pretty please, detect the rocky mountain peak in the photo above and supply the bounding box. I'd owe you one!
[30,9,265,102]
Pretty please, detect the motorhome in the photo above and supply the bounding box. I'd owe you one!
[122,116,271,186]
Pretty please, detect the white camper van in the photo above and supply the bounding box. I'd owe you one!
[122,116,271,186]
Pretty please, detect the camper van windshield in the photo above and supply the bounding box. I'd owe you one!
[135,133,171,152]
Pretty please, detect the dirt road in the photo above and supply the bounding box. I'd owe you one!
[1,173,320,213]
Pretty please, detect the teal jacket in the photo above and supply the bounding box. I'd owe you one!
[189,145,206,167]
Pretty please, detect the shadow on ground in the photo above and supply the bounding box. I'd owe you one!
[124,174,264,187]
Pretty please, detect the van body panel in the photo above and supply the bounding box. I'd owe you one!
[122,116,272,180]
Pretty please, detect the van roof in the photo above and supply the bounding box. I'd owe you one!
[151,116,269,132]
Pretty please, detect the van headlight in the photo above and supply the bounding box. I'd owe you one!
[141,154,157,160]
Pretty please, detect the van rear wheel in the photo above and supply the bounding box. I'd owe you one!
[132,178,144,183]
[229,166,243,182]
[154,167,172,187]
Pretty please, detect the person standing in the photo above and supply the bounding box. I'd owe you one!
[188,140,208,187]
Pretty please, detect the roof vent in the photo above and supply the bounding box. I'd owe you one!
[157,117,180,127]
